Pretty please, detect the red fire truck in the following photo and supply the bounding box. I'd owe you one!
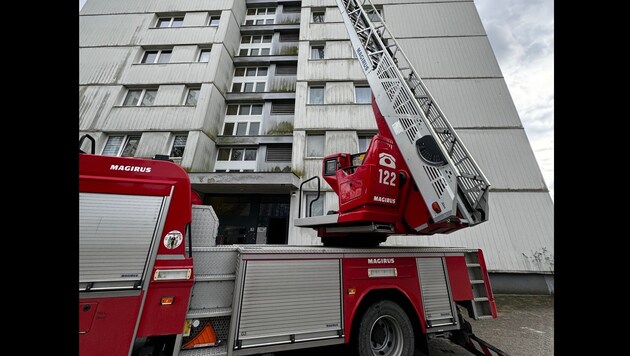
[80,0,506,355]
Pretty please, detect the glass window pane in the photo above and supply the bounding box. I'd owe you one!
[227,105,238,115]
[102,136,124,156]
[262,35,272,43]
[255,83,265,92]
[244,83,254,92]
[231,148,244,161]
[305,194,324,216]
[157,18,171,28]
[239,49,248,56]
[209,17,220,26]
[247,9,256,15]
[248,122,260,135]
[236,122,248,135]
[252,36,262,43]
[256,19,264,25]
[232,83,242,92]
[235,67,246,76]
[245,20,254,25]
[157,50,171,63]
[250,105,263,115]
[239,105,251,115]
[241,36,251,44]
[265,19,275,24]
[355,86,371,103]
[244,148,257,161]
[250,49,259,56]
[142,51,158,63]
[257,67,268,76]
[313,13,324,23]
[141,90,156,106]
[123,90,142,106]
[218,148,231,160]
[186,89,200,105]
[306,134,325,157]
[246,68,257,76]
[267,8,275,14]
[309,87,324,104]
[121,136,141,157]
[223,122,235,135]
[260,48,270,55]
[198,49,211,62]
[171,18,184,27]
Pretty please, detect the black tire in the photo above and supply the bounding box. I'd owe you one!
[357,300,415,356]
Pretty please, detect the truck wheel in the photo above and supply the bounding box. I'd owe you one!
[357,300,414,356]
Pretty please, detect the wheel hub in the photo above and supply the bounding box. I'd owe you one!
[370,315,403,356]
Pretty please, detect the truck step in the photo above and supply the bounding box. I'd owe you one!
[195,274,235,282]
[470,279,484,284]
[179,345,227,356]
[187,307,233,319]
[474,297,489,302]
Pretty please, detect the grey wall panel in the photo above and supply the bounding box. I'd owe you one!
[211,46,235,95]
[172,45,200,63]
[457,129,547,190]
[323,41,354,59]
[299,59,366,81]
[386,192,554,273]
[325,82,354,104]
[303,22,349,41]
[79,86,122,129]
[422,78,522,128]
[154,84,186,105]
[135,132,172,158]
[141,27,217,46]
[386,2,485,37]
[81,0,238,15]
[80,48,135,85]
[122,62,217,85]
[199,84,227,139]
[102,106,198,131]
[219,10,244,57]
[184,11,211,26]
[326,131,358,155]
[300,105,376,130]
[398,37,502,78]
[189,131,218,172]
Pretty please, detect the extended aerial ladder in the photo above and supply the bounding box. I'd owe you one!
[296,0,491,244]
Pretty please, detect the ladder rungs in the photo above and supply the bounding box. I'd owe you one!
[474,297,489,302]
[467,263,480,267]
[470,279,484,284]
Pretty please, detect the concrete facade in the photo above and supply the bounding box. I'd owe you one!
[80,0,554,293]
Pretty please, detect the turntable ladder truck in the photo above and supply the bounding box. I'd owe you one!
[79,0,507,355]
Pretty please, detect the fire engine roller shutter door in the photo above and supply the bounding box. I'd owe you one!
[80,192,166,290]
[236,259,342,348]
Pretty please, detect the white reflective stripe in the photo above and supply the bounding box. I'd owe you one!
[156,254,185,260]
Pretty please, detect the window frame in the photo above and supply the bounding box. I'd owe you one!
[197,48,211,62]
[101,134,141,157]
[170,134,188,158]
[310,44,325,60]
[358,132,376,152]
[306,133,325,158]
[354,85,372,104]
[214,147,259,172]
[156,16,184,28]
[141,49,172,64]
[209,15,220,27]
[308,86,325,105]
[244,7,276,25]
[312,10,325,23]
[238,35,273,56]
[122,88,158,107]
[304,192,325,217]
[184,87,201,106]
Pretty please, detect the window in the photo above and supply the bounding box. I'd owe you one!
[305,193,324,217]
[141,49,172,64]
[198,48,211,62]
[209,15,220,26]
[244,7,276,25]
[279,32,299,42]
[283,6,301,13]
[223,104,263,136]
[312,11,325,23]
[102,135,141,157]
[358,133,375,152]
[275,64,297,75]
[231,66,268,93]
[310,44,324,59]
[238,35,272,56]
[157,17,184,28]
[123,88,157,106]
[215,147,258,172]
[184,87,200,105]
[271,100,295,114]
[355,85,371,104]
[266,144,292,162]
[170,134,188,158]
[306,134,325,157]
[308,86,324,104]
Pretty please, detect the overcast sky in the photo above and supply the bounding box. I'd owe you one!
[79,0,554,200]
